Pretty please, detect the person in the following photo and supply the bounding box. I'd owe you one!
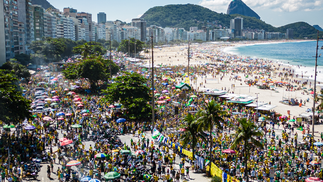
[47,165,51,178]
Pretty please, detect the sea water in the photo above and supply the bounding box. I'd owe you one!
[225,41,323,82]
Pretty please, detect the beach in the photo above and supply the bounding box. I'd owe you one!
[141,40,323,139]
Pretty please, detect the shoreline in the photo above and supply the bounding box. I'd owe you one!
[221,40,323,83]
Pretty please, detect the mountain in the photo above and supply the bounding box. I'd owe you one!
[31,0,55,10]
[141,4,274,31]
[141,4,319,39]
[227,0,260,19]
[313,25,323,31]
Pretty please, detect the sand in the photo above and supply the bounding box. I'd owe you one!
[140,41,323,140]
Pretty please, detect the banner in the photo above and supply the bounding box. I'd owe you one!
[151,128,161,139]
[210,162,222,180]
[182,149,193,158]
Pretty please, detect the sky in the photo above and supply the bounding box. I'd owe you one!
[48,0,323,29]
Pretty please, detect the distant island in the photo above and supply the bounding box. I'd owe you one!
[141,4,320,39]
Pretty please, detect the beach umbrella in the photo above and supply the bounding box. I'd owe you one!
[3,125,11,129]
[67,91,75,95]
[222,149,236,154]
[81,109,89,113]
[311,91,314,94]
[314,142,323,146]
[120,150,131,155]
[78,104,84,107]
[59,138,68,142]
[56,112,65,116]
[190,95,198,98]
[116,118,126,123]
[82,113,89,116]
[50,103,58,106]
[43,116,52,121]
[45,98,52,101]
[66,113,72,116]
[155,93,161,96]
[310,161,320,165]
[135,150,146,155]
[104,172,120,180]
[66,160,81,167]
[80,176,92,182]
[71,124,82,128]
[108,105,115,108]
[74,98,82,101]
[94,153,107,159]
[258,117,265,122]
[61,140,73,146]
[288,119,295,122]
[179,128,186,132]
[305,177,323,182]
[157,101,166,104]
[89,179,100,182]
[58,117,65,121]
[25,125,36,130]
[52,96,59,99]
[162,90,168,93]
[9,124,15,128]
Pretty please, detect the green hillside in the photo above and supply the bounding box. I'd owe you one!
[141,4,319,39]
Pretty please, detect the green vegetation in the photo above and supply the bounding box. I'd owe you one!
[117,38,144,57]
[180,113,205,160]
[0,70,32,124]
[102,72,152,121]
[63,56,119,91]
[141,4,320,39]
[1,61,31,81]
[230,118,264,182]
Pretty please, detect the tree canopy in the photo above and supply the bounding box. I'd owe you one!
[117,38,144,57]
[102,72,152,121]
[73,42,106,58]
[63,56,119,90]
[0,70,32,124]
[1,61,31,80]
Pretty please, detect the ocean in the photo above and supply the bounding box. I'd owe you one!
[224,41,323,82]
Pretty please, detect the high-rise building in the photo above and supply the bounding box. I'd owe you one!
[131,18,147,42]
[63,7,77,18]
[0,0,6,65]
[33,5,44,41]
[230,17,243,38]
[77,12,92,40]
[1,0,24,62]
[97,12,106,24]
[286,29,294,39]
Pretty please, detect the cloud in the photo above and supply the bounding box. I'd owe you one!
[198,0,323,13]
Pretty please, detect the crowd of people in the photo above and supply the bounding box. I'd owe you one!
[1,45,323,182]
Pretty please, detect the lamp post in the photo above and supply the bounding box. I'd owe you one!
[151,34,155,131]
[109,33,112,60]
[135,39,137,60]
[255,93,259,123]
[188,38,190,78]
[312,30,320,137]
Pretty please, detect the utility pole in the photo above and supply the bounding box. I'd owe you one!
[135,40,136,60]
[188,38,190,78]
[312,30,319,137]
[128,37,130,57]
[109,33,112,60]
[151,34,155,131]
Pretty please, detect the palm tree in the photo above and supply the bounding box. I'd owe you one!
[180,113,204,160]
[196,100,226,173]
[230,118,264,182]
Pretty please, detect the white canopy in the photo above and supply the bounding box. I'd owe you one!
[255,104,277,111]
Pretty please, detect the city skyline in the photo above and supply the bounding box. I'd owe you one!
[48,0,323,29]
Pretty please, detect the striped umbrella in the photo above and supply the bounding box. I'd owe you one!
[89,179,101,182]
[94,153,107,159]
[80,176,92,182]
[61,140,73,146]
[66,160,81,167]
